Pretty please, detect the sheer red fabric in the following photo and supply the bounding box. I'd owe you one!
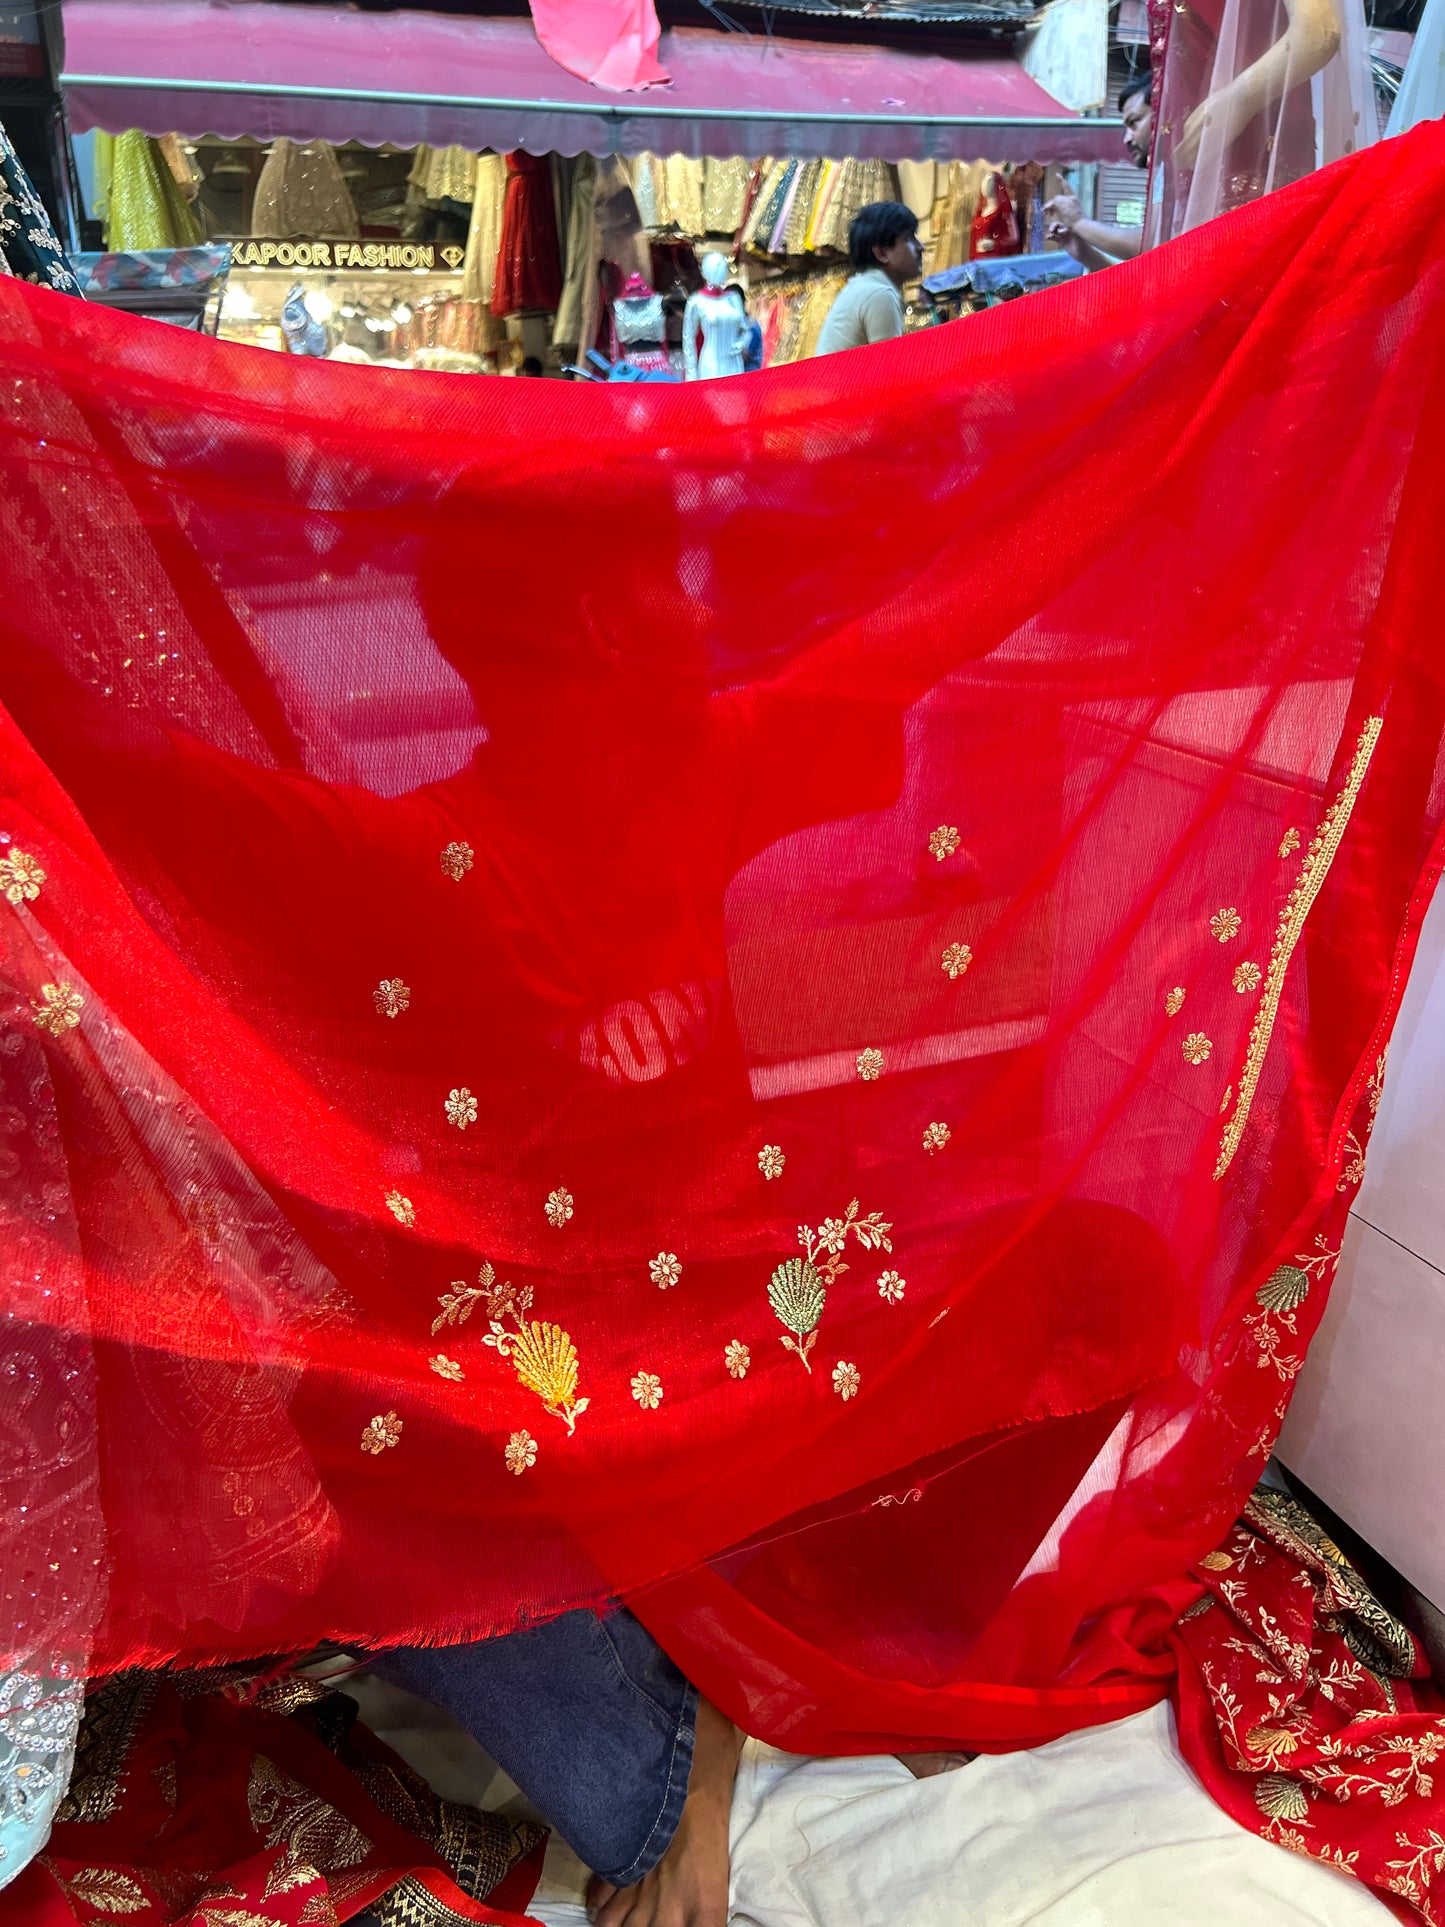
[2,128,1444,1768]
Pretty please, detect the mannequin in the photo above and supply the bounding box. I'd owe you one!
[969,173,1021,259]
[683,251,748,382]
[611,271,672,378]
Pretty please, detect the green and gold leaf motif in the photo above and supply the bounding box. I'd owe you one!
[768,1258,826,1338]
[1256,1264,1311,1315]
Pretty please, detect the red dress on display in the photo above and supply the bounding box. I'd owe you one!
[490,153,563,318]
[969,171,1022,258]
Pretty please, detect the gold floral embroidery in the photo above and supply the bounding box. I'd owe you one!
[928,825,960,862]
[505,1429,537,1476]
[724,1340,750,1379]
[769,1199,892,1371]
[877,1270,905,1304]
[1232,961,1263,994]
[941,941,972,980]
[631,1371,663,1410]
[477,1271,588,1432]
[360,1412,402,1454]
[544,1186,574,1228]
[440,840,474,881]
[1165,986,1186,1016]
[1199,1551,1234,1572]
[1339,1051,1389,1192]
[1254,1774,1310,1822]
[1182,1031,1213,1065]
[1219,1084,1233,1115]
[1385,1828,1445,1911]
[1210,907,1243,943]
[1246,1725,1301,1763]
[832,1360,860,1401]
[432,1265,497,1332]
[1256,1264,1311,1316]
[649,1252,681,1289]
[1279,827,1301,858]
[373,978,410,1018]
[758,1144,786,1179]
[922,1121,950,1154]
[52,1870,148,1915]
[1216,718,1383,1178]
[0,847,46,905]
[384,1190,415,1227]
[32,981,84,1036]
[445,1087,477,1129]
[856,1047,884,1082]
[428,1354,463,1381]
[247,1755,371,1875]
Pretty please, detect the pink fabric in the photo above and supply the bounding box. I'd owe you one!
[528,0,668,90]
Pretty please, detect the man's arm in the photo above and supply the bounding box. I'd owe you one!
[1044,194,1143,262]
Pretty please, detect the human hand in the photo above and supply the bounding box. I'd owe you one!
[1043,193,1084,232]
[1175,102,1210,168]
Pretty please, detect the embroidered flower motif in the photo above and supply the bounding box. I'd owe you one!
[1278,827,1301,858]
[544,1187,574,1228]
[385,1190,415,1227]
[649,1252,682,1289]
[941,941,973,980]
[816,1217,851,1254]
[1246,1725,1301,1763]
[724,1340,751,1379]
[928,825,960,862]
[757,1144,786,1180]
[631,1371,663,1411]
[1254,1774,1310,1823]
[31,982,84,1036]
[1209,906,1242,943]
[1232,960,1263,994]
[877,1270,906,1304]
[440,840,474,881]
[505,1429,538,1476]
[1182,1031,1213,1066]
[832,1361,861,1401]
[856,1047,884,1082]
[428,1354,464,1381]
[360,1411,403,1454]
[922,1121,951,1154]
[1164,986,1186,1016]
[0,848,46,905]
[445,1087,478,1129]
[373,977,410,1018]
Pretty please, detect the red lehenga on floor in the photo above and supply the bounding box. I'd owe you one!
[4,122,1445,1924]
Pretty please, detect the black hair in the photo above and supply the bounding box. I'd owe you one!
[848,201,919,274]
[1119,71,1152,112]
[519,356,544,376]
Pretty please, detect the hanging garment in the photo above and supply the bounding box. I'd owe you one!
[2,134,1445,1916]
[552,155,599,348]
[702,157,752,237]
[252,139,360,239]
[1145,0,1378,246]
[490,152,564,317]
[525,0,667,90]
[0,123,80,292]
[421,145,480,207]
[1388,0,1445,132]
[95,130,203,253]
[780,160,824,257]
[662,156,706,238]
[970,170,1022,257]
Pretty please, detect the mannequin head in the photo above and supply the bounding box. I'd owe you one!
[700,250,731,292]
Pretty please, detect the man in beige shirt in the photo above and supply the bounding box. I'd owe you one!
[813,201,921,357]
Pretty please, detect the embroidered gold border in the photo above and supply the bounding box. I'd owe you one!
[1214,716,1383,1179]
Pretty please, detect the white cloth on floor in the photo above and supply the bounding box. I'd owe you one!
[532,1701,1389,1925]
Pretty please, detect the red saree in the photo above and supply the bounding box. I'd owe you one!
[2,117,1444,1826]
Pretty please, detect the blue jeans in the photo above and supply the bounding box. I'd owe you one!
[371,1607,698,1888]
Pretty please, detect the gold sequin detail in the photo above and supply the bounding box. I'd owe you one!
[440,840,474,881]
[0,848,46,905]
[31,982,84,1036]
[631,1371,663,1411]
[428,1354,463,1381]
[941,941,973,980]
[758,1144,786,1180]
[385,1190,415,1227]
[928,825,960,862]
[1232,960,1263,994]
[445,1087,477,1129]
[1209,906,1242,943]
[832,1360,860,1401]
[649,1252,681,1289]
[922,1121,950,1154]
[1278,827,1301,858]
[544,1186,574,1228]
[373,978,410,1018]
[505,1429,537,1476]
[360,1411,402,1454]
[1182,1031,1213,1065]
[1164,986,1186,1016]
[856,1047,884,1082]
[1217,718,1383,1179]
[724,1340,750,1379]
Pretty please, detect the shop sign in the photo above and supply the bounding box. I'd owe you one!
[233,240,466,272]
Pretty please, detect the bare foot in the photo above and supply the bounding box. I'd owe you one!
[896,1750,975,1778]
[586,1695,741,1926]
